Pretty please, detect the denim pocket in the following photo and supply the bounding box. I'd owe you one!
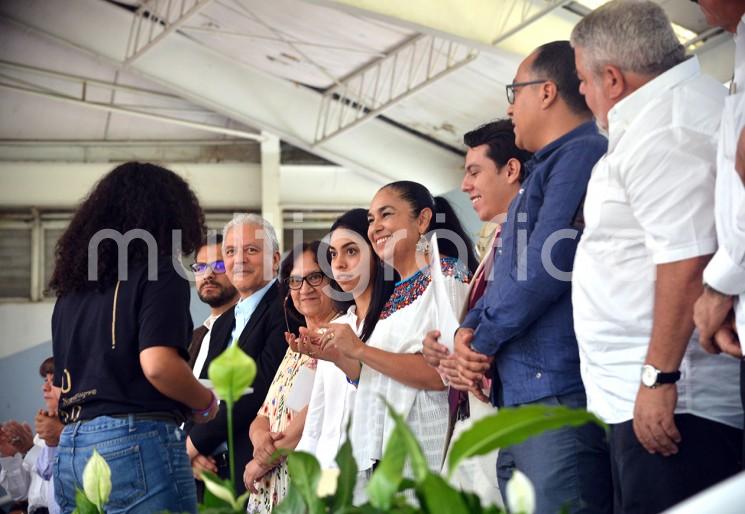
[98,444,147,509]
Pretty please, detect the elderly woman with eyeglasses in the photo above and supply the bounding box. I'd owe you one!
[243,240,344,514]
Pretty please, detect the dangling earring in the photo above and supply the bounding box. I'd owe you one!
[416,233,431,254]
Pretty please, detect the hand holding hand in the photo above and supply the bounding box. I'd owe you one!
[35,410,63,447]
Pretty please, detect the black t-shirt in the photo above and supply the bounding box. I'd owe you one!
[52,258,193,423]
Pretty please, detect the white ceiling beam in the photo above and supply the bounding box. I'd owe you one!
[313,34,477,145]
[0,81,265,141]
[0,0,464,193]
[125,0,215,64]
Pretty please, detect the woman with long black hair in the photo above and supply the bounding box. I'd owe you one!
[49,162,218,514]
[316,181,477,492]
[294,208,396,468]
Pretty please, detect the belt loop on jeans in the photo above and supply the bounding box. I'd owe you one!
[128,413,136,432]
[70,420,82,437]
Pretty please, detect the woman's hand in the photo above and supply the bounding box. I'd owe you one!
[34,410,64,447]
[253,430,284,467]
[243,459,271,494]
[1,421,33,454]
[295,327,342,362]
[422,330,450,368]
[318,323,365,360]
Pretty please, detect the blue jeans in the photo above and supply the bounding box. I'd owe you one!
[53,416,197,514]
[497,391,612,514]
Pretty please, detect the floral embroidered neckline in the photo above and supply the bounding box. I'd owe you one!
[380,257,470,320]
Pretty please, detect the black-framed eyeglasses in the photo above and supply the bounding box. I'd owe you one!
[189,260,226,275]
[505,79,550,105]
[285,271,326,290]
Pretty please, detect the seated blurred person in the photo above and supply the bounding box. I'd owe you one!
[0,357,63,514]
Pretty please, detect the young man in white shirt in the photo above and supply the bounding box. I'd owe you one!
[691,0,745,466]
[571,1,743,512]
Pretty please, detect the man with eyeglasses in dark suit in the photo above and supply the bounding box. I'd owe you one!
[187,233,239,377]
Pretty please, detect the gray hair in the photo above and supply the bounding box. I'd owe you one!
[571,0,686,77]
[222,213,279,253]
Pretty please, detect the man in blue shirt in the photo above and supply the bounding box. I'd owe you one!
[454,41,611,514]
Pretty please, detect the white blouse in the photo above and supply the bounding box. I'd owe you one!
[296,306,360,468]
[351,257,471,472]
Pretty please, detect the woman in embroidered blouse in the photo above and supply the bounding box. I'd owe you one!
[243,241,341,513]
[295,209,395,469]
[317,181,478,489]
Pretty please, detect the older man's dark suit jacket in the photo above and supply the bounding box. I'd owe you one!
[188,280,300,494]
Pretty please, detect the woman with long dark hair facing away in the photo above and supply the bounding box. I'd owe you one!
[316,181,477,494]
[49,162,218,514]
[294,209,395,469]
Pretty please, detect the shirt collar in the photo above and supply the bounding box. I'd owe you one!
[203,312,221,330]
[607,56,700,151]
[235,278,276,319]
[530,120,599,165]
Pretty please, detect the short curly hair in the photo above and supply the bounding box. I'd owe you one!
[49,162,206,295]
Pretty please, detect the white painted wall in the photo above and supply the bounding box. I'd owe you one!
[0,161,383,210]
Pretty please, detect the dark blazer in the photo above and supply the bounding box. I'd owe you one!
[187,325,209,369]
[188,280,300,494]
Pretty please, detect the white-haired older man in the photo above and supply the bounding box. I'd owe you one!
[571,0,743,511]
[186,214,301,495]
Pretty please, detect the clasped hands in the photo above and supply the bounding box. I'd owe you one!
[286,324,363,361]
[422,328,493,403]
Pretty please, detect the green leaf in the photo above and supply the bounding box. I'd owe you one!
[414,473,469,514]
[366,426,406,511]
[286,451,325,514]
[447,405,605,477]
[82,449,111,511]
[72,488,100,514]
[200,471,242,511]
[274,484,306,514]
[331,437,358,512]
[208,344,257,408]
[235,491,251,512]
[383,400,429,482]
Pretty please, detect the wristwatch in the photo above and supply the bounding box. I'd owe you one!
[641,364,680,388]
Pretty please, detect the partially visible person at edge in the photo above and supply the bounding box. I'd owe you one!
[314,181,477,499]
[293,209,396,500]
[49,162,218,514]
[572,1,742,512]
[0,357,64,514]
[243,241,343,513]
[422,119,531,506]
[454,41,613,514]
[692,0,745,467]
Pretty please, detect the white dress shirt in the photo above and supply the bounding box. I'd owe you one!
[703,15,745,340]
[573,56,743,428]
[192,313,221,379]
[296,306,360,468]
[229,278,276,345]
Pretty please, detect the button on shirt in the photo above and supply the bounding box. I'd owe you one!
[703,15,745,341]
[573,56,743,428]
[229,278,276,346]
